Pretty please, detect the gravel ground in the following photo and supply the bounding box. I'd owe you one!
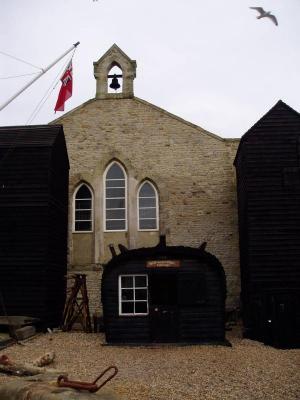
[0,327,299,400]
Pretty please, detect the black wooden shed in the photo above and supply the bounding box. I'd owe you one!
[101,237,226,344]
[0,125,69,327]
[234,101,300,348]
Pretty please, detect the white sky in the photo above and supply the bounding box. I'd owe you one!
[0,0,299,138]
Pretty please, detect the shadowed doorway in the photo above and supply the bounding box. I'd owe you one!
[149,273,178,342]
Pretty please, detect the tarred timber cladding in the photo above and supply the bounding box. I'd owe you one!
[234,101,300,348]
[0,125,69,327]
[102,244,226,344]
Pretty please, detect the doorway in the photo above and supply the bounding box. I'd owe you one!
[263,291,299,348]
[149,273,178,342]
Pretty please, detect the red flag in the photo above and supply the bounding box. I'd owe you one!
[54,60,73,112]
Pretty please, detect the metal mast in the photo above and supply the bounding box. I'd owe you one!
[0,42,80,112]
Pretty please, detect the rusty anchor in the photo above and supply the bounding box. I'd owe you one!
[57,366,118,393]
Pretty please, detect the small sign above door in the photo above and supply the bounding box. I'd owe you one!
[146,260,181,268]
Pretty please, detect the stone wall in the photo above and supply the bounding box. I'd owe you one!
[52,96,240,313]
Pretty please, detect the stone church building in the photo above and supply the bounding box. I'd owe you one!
[51,44,240,314]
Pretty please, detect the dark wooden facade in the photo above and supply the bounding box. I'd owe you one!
[0,125,69,327]
[234,101,300,348]
[101,238,226,344]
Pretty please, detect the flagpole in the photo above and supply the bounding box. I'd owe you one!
[0,42,80,112]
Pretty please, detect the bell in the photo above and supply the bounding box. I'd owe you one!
[109,75,120,90]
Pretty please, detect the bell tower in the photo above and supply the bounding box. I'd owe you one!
[93,44,137,99]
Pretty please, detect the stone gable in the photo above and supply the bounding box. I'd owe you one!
[51,96,240,313]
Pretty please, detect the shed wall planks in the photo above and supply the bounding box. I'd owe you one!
[102,242,226,344]
[234,101,300,348]
[0,125,69,327]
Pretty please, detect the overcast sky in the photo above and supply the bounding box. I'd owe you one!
[0,0,299,138]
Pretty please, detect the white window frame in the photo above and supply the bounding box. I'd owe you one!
[73,183,93,233]
[103,161,127,232]
[119,274,149,316]
[137,181,159,231]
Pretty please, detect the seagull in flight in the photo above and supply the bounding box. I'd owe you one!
[250,7,278,26]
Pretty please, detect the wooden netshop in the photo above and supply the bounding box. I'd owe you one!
[102,237,227,344]
[234,100,300,348]
[0,125,69,327]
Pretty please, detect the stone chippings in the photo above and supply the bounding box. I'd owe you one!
[0,329,299,400]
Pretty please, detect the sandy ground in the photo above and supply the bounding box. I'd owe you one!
[0,327,299,400]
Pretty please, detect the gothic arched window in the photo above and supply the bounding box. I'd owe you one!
[104,162,127,231]
[138,181,159,230]
[73,184,93,232]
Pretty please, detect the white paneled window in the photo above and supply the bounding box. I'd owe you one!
[119,275,148,316]
[138,181,159,230]
[74,184,93,232]
[104,162,127,231]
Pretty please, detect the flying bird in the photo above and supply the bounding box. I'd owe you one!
[250,7,278,26]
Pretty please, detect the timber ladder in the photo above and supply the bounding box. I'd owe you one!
[62,274,92,332]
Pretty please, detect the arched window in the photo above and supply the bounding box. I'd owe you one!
[104,162,127,231]
[74,184,93,232]
[138,181,159,231]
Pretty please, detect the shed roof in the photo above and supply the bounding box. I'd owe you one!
[0,125,65,148]
[103,238,226,296]
[234,100,300,165]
